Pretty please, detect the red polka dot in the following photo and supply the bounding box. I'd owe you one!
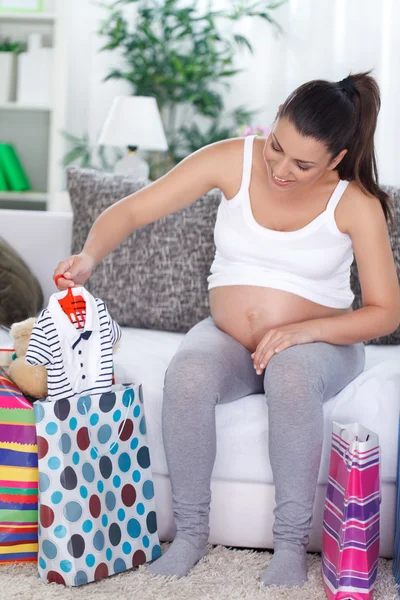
[40,504,55,528]
[132,550,146,567]
[77,427,90,451]
[94,562,109,581]
[37,436,49,459]
[121,484,136,507]
[118,418,134,442]
[47,571,66,585]
[89,494,101,518]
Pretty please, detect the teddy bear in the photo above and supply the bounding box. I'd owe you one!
[7,317,121,400]
[8,317,48,399]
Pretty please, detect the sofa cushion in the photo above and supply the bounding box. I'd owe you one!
[350,184,400,344]
[113,326,400,485]
[0,237,43,327]
[67,168,220,333]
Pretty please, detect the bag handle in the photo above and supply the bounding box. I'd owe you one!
[82,391,134,458]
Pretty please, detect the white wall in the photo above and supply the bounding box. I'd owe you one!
[64,0,400,186]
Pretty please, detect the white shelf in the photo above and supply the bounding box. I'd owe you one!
[0,102,51,111]
[0,191,48,202]
[0,12,55,23]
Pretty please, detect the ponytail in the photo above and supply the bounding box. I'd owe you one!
[279,70,396,230]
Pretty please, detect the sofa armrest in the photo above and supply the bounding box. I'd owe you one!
[0,209,73,307]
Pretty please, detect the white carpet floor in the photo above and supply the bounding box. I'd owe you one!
[0,543,397,600]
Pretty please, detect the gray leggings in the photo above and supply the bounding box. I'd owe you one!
[162,316,365,549]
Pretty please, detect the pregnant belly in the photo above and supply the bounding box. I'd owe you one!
[209,286,351,352]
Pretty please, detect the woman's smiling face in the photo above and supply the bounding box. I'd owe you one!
[263,117,346,192]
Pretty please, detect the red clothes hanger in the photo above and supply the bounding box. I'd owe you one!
[53,276,86,329]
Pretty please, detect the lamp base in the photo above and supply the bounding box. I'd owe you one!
[114,151,149,179]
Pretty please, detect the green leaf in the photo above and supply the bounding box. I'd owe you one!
[233,34,253,53]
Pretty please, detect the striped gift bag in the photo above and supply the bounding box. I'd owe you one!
[0,367,38,563]
[322,422,381,600]
[393,414,400,592]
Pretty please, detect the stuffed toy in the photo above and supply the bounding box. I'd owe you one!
[7,317,121,400]
[8,317,48,399]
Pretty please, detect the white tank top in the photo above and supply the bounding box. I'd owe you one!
[207,135,355,309]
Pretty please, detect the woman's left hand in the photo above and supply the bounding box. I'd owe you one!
[251,321,319,375]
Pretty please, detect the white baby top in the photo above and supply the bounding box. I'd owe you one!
[207,135,355,309]
[26,286,122,401]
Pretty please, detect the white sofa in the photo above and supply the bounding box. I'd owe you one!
[0,208,398,558]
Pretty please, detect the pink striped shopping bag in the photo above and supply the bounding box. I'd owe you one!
[322,422,381,600]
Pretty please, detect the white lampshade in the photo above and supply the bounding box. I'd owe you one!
[98,96,168,151]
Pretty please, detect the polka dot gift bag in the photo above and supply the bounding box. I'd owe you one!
[33,384,161,586]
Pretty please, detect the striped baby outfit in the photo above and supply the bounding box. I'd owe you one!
[25,287,121,401]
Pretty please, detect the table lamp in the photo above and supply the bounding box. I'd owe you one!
[98,96,168,178]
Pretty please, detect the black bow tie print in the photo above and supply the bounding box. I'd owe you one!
[72,330,92,350]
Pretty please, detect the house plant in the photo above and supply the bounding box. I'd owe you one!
[63,1,286,179]
[99,0,286,170]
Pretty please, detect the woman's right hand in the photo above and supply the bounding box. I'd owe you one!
[53,252,95,290]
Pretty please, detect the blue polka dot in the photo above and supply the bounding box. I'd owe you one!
[106,491,116,511]
[113,409,121,422]
[130,438,139,450]
[90,447,99,460]
[80,485,88,499]
[73,452,80,465]
[60,560,72,573]
[51,491,63,504]
[74,570,88,586]
[39,557,46,569]
[152,545,162,560]
[82,462,95,483]
[113,475,121,488]
[143,480,154,500]
[45,421,58,435]
[133,470,141,483]
[77,395,91,415]
[93,530,105,551]
[48,456,61,470]
[34,402,45,424]
[82,520,93,533]
[114,558,126,574]
[137,503,145,516]
[119,453,131,473]
[98,424,112,444]
[127,518,141,538]
[122,388,134,407]
[54,525,67,539]
[69,417,78,431]
[64,501,83,523]
[122,542,132,555]
[139,416,146,435]
[43,540,57,559]
[97,481,104,493]
[102,514,108,527]
[39,472,50,493]
[86,554,95,567]
[106,548,112,561]
[58,432,71,454]
[142,535,150,548]
[133,405,140,418]
[90,413,99,426]
[110,442,119,455]
[117,508,125,522]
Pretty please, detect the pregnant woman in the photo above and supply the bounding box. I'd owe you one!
[54,71,400,588]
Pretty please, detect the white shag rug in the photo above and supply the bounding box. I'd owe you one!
[0,543,397,600]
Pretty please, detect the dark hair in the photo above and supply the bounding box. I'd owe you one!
[277,70,395,230]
